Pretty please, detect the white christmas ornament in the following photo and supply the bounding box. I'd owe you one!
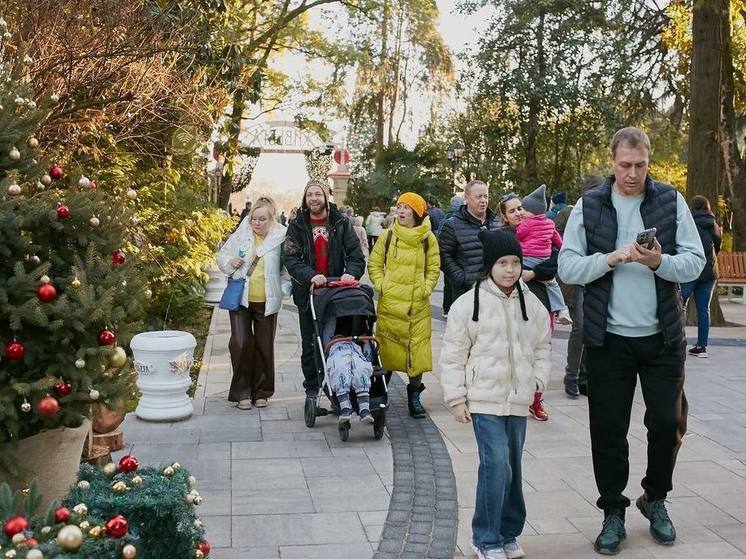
[40,174,52,186]
[75,359,86,369]
[22,55,33,64]
[89,216,100,227]
[27,100,36,109]
[40,275,51,284]
[7,183,21,196]
[126,188,138,200]
[8,146,20,160]
[78,176,90,188]
[2,32,11,41]
[89,389,100,400]
[36,181,45,191]
[50,93,60,102]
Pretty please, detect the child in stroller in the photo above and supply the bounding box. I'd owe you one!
[326,316,375,425]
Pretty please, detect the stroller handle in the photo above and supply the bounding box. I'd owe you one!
[309,277,342,294]
[324,335,379,354]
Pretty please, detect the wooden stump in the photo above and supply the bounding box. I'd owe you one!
[83,444,111,466]
[93,427,124,452]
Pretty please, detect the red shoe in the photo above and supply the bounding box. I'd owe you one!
[529,392,549,421]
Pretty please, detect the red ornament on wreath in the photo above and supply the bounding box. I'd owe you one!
[111,250,126,266]
[3,516,29,537]
[104,514,128,538]
[56,204,70,220]
[5,339,25,360]
[22,538,37,547]
[118,454,139,473]
[98,328,116,346]
[38,395,60,417]
[54,381,73,397]
[54,506,71,524]
[37,283,57,303]
[88,180,97,190]
[198,541,211,556]
[49,164,64,180]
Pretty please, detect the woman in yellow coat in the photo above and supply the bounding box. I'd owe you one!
[368,192,441,417]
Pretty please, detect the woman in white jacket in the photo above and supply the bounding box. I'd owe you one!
[217,197,291,410]
[440,230,551,559]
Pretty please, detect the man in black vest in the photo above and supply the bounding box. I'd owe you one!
[558,128,705,555]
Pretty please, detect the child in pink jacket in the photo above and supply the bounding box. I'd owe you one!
[516,184,572,325]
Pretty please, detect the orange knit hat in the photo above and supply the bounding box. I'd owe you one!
[396,192,427,218]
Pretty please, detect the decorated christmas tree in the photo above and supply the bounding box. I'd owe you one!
[0,45,146,475]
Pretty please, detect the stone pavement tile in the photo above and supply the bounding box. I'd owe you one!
[231,440,332,459]
[666,495,741,526]
[523,490,599,520]
[199,489,231,516]
[232,487,315,515]
[674,460,746,485]
[210,547,280,559]
[523,440,591,459]
[279,543,375,558]
[308,475,391,512]
[685,481,746,522]
[640,541,745,558]
[258,406,291,421]
[232,512,367,547]
[709,524,746,553]
[231,458,306,490]
[519,533,656,558]
[716,459,746,479]
[201,515,231,548]
[301,455,378,478]
[363,523,383,543]
[358,511,388,525]
[529,518,581,535]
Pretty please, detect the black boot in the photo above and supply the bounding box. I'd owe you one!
[406,383,426,418]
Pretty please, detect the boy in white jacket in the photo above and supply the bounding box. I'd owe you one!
[441,230,551,559]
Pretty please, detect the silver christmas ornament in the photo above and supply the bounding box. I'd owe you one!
[9,146,21,160]
[78,176,90,188]
[75,358,86,369]
[89,216,100,227]
[7,183,21,196]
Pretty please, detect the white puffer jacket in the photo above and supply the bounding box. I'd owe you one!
[217,219,292,316]
[440,279,551,417]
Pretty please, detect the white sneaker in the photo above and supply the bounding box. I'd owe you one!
[503,541,525,559]
[237,399,252,410]
[556,309,573,325]
[471,544,507,559]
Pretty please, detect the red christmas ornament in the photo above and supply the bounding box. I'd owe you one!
[118,454,139,473]
[54,507,71,524]
[38,395,60,417]
[111,250,126,266]
[5,340,25,360]
[198,541,211,556]
[22,538,37,547]
[333,148,350,166]
[49,164,64,180]
[37,283,57,303]
[3,516,29,537]
[88,180,97,190]
[56,204,70,220]
[98,329,116,346]
[104,514,128,538]
[54,381,73,397]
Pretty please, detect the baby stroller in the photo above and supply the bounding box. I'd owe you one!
[304,280,390,441]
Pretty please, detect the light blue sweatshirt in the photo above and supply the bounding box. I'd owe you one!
[558,189,705,338]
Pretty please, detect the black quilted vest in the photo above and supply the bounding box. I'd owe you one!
[582,176,684,347]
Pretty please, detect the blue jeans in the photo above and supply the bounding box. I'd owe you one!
[681,279,716,348]
[471,414,527,551]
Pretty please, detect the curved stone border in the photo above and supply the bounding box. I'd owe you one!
[374,374,458,559]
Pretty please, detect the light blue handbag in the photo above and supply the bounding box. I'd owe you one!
[218,255,258,311]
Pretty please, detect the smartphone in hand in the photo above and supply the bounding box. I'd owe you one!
[635,227,657,249]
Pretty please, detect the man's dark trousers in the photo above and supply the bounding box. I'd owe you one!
[586,332,688,513]
[298,307,319,395]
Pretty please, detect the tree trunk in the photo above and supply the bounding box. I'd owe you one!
[218,92,244,210]
[685,289,727,327]
[376,0,389,156]
[719,0,746,250]
[686,0,721,204]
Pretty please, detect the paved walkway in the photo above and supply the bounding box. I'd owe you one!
[116,284,746,558]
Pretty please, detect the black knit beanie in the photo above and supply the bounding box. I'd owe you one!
[472,230,527,322]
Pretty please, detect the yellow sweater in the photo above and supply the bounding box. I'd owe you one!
[248,235,266,303]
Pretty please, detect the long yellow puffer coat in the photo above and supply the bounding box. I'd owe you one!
[368,218,441,376]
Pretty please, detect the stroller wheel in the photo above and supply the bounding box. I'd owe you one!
[373,410,386,440]
[304,396,317,428]
[338,422,350,442]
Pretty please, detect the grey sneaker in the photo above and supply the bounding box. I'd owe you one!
[359,408,374,423]
[636,495,676,545]
[471,544,507,559]
[503,540,525,559]
[594,514,626,555]
[338,408,352,425]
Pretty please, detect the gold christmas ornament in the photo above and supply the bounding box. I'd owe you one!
[70,278,81,289]
[122,544,137,559]
[26,550,44,559]
[27,100,37,110]
[185,493,195,505]
[8,146,20,161]
[126,188,138,200]
[22,487,30,496]
[73,503,88,516]
[163,466,174,477]
[40,275,50,284]
[11,532,25,544]
[102,463,117,477]
[88,526,103,538]
[109,346,127,368]
[41,526,52,535]
[5,550,17,559]
[57,525,84,552]
[27,137,39,148]
[14,97,24,107]
[7,183,21,196]
[77,480,90,490]
[131,475,143,486]
[195,551,204,559]
[50,93,60,103]
[188,475,197,488]
[89,389,100,401]
[40,174,52,186]
[193,519,203,529]
[89,216,100,227]
[111,481,128,494]
[22,55,33,65]
[144,288,153,299]
[79,521,90,531]
[172,462,182,470]
[193,495,203,505]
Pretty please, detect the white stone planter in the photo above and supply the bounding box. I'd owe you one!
[203,260,227,303]
[130,331,196,421]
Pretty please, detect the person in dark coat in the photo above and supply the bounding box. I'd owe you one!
[438,181,500,314]
[681,195,721,358]
[284,181,366,412]
[427,198,446,234]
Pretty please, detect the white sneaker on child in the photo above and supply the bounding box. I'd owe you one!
[471,544,507,559]
[359,409,375,423]
[338,408,352,425]
[556,309,573,325]
[503,541,525,559]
